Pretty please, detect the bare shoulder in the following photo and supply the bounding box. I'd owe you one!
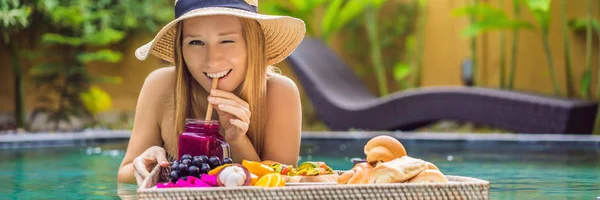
[140,66,176,102]
[138,66,176,113]
[267,73,301,103]
[143,66,176,93]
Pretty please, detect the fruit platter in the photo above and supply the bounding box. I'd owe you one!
[137,136,490,200]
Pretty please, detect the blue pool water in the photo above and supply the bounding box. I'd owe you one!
[0,138,599,199]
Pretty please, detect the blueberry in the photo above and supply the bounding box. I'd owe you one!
[182,159,192,166]
[181,154,192,160]
[170,171,180,183]
[222,158,233,164]
[178,163,189,176]
[199,155,209,164]
[200,163,211,174]
[192,157,203,167]
[182,176,188,181]
[189,166,200,178]
[208,156,221,168]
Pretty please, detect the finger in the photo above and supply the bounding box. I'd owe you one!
[152,146,169,167]
[229,119,249,132]
[133,157,151,178]
[208,96,238,108]
[209,96,250,117]
[218,104,249,122]
[210,89,249,108]
[134,170,144,186]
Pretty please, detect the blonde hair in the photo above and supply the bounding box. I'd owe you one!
[171,17,273,159]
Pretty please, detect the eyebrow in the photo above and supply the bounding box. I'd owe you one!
[183,32,240,38]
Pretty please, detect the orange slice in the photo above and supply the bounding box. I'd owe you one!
[254,173,285,187]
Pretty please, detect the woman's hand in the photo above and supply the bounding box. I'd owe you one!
[132,146,170,185]
[208,89,251,142]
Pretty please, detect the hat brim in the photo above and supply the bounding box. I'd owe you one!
[135,7,306,66]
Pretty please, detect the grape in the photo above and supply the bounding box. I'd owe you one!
[178,163,189,176]
[192,157,203,167]
[182,159,192,166]
[171,161,180,169]
[222,158,233,164]
[181,154,192,160]
[208,156,221,168]
[199,155,209,164]
[189,166,200,178]
[200,163,211,174]
[169,171,180,183]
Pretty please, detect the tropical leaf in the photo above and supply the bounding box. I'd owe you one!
[453,3,533,38]
[42,33,83,46]
[29,63,60,76]
[524,0,551,29]
[321,0,343,39]
[568,18,600,32]
[580,70,591,98]
[289,0,307,11]
[83,28,125,46]
[77,49,123,63]
[394,63,412,81]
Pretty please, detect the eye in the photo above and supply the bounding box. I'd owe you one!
[189,40,205,45]
[221,40,234,44]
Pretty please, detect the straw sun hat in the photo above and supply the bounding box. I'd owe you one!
[134,0,306,66]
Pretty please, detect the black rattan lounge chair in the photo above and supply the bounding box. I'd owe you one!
[286,37,599,134]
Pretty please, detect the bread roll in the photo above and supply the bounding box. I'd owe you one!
[408,169,448,183]
[364,136,407,165]
[425,162,440,171]
[368,156,427,184]
[338,162,372,184]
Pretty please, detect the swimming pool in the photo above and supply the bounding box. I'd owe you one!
[1,135,599,199]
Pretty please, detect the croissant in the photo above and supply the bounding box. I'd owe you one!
[364,136,407,165]
[338,162,372,184]
[408,169,448,183]
[425,162,440,171]
[368,156,427,184]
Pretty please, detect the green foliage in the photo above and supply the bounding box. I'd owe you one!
[28,0,172,131]
[365,4,388,96]
[523,0,562,96]
[525,0,552,31]
[568,6,600,99]
[569,18,600,32]
[260,0,386,43]
[80,86,112,116]
[452,3,533,38]
[0,0,31,43]
[393,35,415,90]
[1,0,32,129]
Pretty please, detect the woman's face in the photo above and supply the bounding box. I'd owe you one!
[182,15,247,92]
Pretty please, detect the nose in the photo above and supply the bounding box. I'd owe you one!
[205,46,222,68]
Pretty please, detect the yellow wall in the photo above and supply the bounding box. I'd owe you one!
[421,0,599,96]
[0,0,598,116]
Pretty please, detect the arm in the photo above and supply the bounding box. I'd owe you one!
[261,75,302,167]
[117,67,173,183]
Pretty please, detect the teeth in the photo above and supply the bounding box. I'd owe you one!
[206,69,231,78]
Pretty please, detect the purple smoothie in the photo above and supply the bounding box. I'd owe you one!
[178,119,230,160]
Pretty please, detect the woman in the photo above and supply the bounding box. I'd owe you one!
[117,0,306,184]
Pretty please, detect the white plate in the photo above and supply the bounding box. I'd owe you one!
[285,182,338,187]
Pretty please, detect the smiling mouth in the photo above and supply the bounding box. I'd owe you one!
[204,69,232,79]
